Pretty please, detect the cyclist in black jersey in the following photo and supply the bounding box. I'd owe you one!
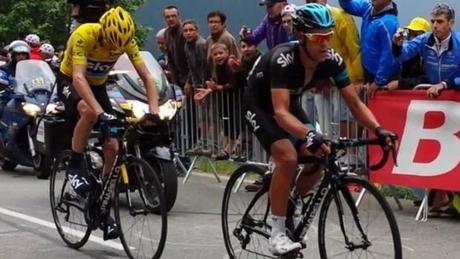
[243,3,397,256]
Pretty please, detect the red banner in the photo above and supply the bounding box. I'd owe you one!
[368,90,460,191]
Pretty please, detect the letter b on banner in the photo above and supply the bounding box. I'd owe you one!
[396,100,460,176]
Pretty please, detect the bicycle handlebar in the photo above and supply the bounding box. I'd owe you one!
[297,137,398,171]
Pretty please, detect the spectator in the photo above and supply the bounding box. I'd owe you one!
[392,3,459,218]
[183,20,208,96]
[393,3,460,98]
[163,6,193,169]
[195,43,240,160]
[387,17,431,90]
[163,6,189,88]
[240,0,289,50]
[234,39,262,162]
[206,10,240,79]
[281,4,297,40]
[183,19,211,156]
[339,0,399,97]
[24,34,42,60]
[155,28,172,81]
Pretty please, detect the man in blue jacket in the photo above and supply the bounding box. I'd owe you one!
[239,0,289,50]
[393,3,460,98]
[339,0,399,97]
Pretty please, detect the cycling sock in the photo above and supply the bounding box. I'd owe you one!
[271,215,286,237]
[69,151,84,169]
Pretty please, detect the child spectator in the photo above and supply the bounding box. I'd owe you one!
[195,43,239,160]
[281,4,296,40]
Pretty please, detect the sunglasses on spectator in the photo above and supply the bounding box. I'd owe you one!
[304,31,334,44]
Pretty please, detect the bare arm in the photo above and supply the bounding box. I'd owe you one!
[133,62,159,114]
[272,89,311,139]
[72,64,103,114]
[340,84,380,131]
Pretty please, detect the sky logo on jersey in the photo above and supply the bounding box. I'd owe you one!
[86,60,115,76]
[277,52,294,68]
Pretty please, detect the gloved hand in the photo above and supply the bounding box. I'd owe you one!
[97,112,116,129]
[375,127,397,147]
[305,130,324,153]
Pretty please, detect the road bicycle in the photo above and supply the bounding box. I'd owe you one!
[222,137,402,258]
[50,116,167,259]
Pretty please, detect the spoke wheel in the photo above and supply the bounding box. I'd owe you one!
[318,177,402,259]
[222,164,275,259]
[49,150,91,249]
[114,157,167,259]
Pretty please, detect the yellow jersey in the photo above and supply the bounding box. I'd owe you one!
[329,6,364,84]
[60,23,143,86]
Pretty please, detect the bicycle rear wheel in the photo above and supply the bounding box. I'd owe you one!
[318,177,402,259]
[221,164,274,259]
[49,150,91,249]
[114,157,167,259]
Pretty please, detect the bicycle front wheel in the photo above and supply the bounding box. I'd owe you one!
[318,177,402,259]
[114,157,167,259]
[49,150,91,249]
[222,164,274,259]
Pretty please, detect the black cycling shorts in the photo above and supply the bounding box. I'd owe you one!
[57,73,114,127]
[242,89,311,154]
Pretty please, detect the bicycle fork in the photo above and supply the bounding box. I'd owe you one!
[332,180,371,251]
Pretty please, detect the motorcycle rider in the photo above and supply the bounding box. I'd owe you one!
[24,34,42,60]
[0,40,30,89]
[67,0,113,32]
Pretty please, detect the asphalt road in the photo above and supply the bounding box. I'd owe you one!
[0,166,459,259]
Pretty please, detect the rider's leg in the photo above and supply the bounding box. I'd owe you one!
[268,139,302,254]
[67,100,98,193]
[102,138,119,177]
[295,145,325,196]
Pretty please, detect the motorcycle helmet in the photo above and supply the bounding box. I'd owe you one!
[99,7,135,49]
[24,34,41,47]
[9,40,31,55]
[40,43,55,56]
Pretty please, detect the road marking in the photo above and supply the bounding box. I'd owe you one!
[0,206,125,251]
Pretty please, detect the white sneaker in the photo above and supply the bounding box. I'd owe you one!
[268,232,302,255]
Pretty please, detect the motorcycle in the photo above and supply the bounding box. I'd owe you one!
[107,51,183,212]
[0,59,58,178]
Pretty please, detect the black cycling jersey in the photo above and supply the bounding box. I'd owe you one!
[246,42,350,115]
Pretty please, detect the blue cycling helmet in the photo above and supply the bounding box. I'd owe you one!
[292,3,334,33]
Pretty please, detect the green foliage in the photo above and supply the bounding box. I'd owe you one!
[0,0,150,48]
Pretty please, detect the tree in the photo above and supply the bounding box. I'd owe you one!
[0,0,150,48]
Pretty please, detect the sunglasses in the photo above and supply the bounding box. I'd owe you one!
[305,31,334,44]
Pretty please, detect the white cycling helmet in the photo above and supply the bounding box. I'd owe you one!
[282,4,297,17]
[24,34,41,46]
[40,43,55,55]
[9,40,31,54]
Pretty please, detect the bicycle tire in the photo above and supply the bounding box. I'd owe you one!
[114,157,167,259]
[221,164,274,259]
[49,150,92,249]
[318,177,402,259]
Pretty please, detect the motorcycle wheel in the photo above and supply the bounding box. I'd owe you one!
[34,154,52,179]
[1,159,17,171]
[148,159,178,213]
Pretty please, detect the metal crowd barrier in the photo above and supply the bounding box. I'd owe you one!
[173,86,374,184]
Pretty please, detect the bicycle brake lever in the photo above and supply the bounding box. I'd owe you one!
[391,145,398,167]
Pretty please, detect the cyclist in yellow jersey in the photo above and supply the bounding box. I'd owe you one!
[57,6,159,240]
